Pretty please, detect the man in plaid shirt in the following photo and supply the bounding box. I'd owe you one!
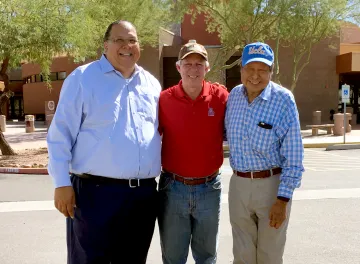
[225,42,304,264]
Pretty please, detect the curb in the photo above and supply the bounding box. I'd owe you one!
[304,142,360,149]
[303,143,334,148]
[0,167,48,175]
[326,143,360,151]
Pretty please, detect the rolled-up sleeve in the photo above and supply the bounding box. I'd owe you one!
[47,71,83,188]
[277,96,304,199]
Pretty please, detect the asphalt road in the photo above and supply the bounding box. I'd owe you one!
[1,148,360,264]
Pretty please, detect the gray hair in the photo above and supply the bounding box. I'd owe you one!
[176,60,210,72]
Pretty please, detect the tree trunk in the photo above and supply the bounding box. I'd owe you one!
[0,131,16,155]
[0,56,16,155]
[0,57,12,115]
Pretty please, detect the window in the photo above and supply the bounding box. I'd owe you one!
[49,72,57,81]
[35,74,42,82]
[58,72,67,80]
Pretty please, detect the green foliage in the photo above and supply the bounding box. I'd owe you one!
[174,0,360,90]
[0,0,177,81]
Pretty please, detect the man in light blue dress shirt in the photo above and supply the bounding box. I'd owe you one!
[47,20,161,264]
[225,42,304,264]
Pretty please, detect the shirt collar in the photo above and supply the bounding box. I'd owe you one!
[259,82,272,100]
[241,82,272,101]
[99,54,114,73]
[175,80,211,99]
[99,54,141,78]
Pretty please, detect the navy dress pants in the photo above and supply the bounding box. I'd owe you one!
[67,174,158,264]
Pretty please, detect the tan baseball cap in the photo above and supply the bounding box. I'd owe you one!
[178,40,208,61]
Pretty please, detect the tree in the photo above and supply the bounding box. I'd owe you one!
[175,0,360,89]
[0,0,177,155]
[272,0,360,92]
[174,0,289,81]
[0,0,85,155]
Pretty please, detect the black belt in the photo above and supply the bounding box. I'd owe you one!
[73,173,156,188]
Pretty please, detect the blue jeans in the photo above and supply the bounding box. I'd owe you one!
[158,172,222,264]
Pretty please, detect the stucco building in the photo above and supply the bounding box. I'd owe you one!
[3,15,360,125]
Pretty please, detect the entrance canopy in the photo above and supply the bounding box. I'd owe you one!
[336,52,360,74]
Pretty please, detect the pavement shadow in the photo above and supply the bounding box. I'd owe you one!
[4,132,47,144]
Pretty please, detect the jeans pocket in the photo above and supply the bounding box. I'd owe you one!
[158,173,174,191]
[206,175,222,190]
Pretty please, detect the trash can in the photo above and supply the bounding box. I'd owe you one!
[312,111,321,125]
[0,115,6,132]
[25,115,35,133]
[333,113,351,136]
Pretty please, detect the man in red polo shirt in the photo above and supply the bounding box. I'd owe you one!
[158,40,228,264]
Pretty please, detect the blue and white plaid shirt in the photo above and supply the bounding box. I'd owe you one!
[225,81,304,199]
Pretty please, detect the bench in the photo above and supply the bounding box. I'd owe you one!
[306,124,334,136]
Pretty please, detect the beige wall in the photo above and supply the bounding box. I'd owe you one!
[340,44,360,54]
[352,53,360,71]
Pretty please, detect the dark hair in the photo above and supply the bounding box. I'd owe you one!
[103,20,136,42]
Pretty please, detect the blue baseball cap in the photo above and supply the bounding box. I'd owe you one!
[241,42,274,67]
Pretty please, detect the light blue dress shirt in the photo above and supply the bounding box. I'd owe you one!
[225,81,304,199]
[47,55,162,188]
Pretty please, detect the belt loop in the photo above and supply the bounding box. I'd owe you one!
[251,171,254,179]
[129,178,140,188]
[270,168,273,177]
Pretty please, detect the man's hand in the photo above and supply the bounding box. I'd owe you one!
[213,82,228,91]
[269,199,287,229]
[54,186,76,218]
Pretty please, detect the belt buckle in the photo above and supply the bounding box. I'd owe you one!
[182,177,191,185]
[129,178,140,188]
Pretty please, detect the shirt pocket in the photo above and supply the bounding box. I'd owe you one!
[251,125,277,154]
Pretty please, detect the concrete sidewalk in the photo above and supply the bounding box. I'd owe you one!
[301,124,360,148]
[2,121,360,151]
[2,121,47,151]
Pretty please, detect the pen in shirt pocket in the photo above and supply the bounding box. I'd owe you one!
[258,122,273,129]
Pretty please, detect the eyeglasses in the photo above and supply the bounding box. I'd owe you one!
[109,38,139,46]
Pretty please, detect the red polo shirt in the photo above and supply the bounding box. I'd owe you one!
[159,80,229,178]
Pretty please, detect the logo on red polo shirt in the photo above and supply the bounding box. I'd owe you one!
[208,107,215,116]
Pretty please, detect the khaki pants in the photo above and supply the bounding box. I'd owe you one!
[228,173,292,264]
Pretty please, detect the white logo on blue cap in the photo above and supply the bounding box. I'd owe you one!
[242,42,274,66]
[248,46,266,55]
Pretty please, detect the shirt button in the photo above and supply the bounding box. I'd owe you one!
[243,137,248,140]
